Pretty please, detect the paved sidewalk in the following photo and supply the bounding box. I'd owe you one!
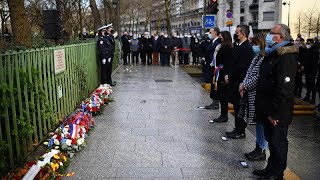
[66,65,266,179]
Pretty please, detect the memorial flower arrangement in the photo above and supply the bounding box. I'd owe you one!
[2,84,113,180]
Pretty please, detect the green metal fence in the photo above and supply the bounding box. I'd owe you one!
[0,41,120,174]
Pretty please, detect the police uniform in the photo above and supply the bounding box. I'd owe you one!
[97,26,109,84]
[104,32,115,85]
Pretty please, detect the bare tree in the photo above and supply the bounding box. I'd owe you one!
[89,0,101,31]
[302,10,316,38]
[294,10,304,35]
[312,13,320,37]
[0,0,10,34]
[164,0,171,34]
[7,0,32,47]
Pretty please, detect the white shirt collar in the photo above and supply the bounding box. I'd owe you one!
[212,37,219,44]
[237,39,246,46]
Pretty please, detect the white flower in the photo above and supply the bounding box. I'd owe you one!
[59,162,63,167]
[54,139,60,145]
[66,139,72,146]
[77,138,84,145]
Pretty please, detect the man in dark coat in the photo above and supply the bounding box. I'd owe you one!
[97,26,108,84]
[171,32,182,66]
[103,23,116,86]
[121,31,131,65]
[301,39,318,104]
[159,32,172,66]
[224,24,253,139]
[253,24,298,179]
[204,27,221,109]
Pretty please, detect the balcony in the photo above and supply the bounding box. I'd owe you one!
[249,3,259,12]
[249,21,259,29]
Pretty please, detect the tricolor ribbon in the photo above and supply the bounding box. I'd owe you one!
[214,65,224,91]
[69,124,80,139]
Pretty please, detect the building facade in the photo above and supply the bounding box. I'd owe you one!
[217,0,283,33]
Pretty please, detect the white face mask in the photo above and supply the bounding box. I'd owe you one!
[306,45,311,49]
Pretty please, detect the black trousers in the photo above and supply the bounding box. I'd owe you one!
[220,100,228,117]
[147,51,152,65]
[100,59,113,84]
[192,54,199,65]
[123,51,129,64]
[132,51,139,64]
[183,54,189,65]
[179,51,183,64]
[294,72,302,97]
[264,123,289,177]
[305,72,317,100]
[233,96,247,133]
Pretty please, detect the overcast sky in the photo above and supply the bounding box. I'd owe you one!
[281,0,320,38]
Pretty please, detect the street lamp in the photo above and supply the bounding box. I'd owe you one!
[112,0,120,33]
[283,0,291,27]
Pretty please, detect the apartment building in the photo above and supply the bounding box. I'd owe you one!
[217,0,283,33]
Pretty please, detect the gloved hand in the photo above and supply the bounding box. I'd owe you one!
[102,59,106,64]
[108,58,111,63]
[210,62,214,67]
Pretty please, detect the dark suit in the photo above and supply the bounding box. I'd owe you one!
[121,35,130,64]
[225,39,253,133]
[207,39,220,101]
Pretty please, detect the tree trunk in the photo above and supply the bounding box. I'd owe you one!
[89,0,101,32]
[164,0,171,35]
[7,0,32,48]
[78,0,83,39]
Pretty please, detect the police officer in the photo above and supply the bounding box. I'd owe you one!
[97,25,108,85]
[104,23,116,86]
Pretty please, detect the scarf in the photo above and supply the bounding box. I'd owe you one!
[265,40,290,55]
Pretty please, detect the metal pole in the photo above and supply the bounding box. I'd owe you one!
[203,0,206,35]
[288,1,290,27]
[117,0,120,33]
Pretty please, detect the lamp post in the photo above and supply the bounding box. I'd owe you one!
[283,0,291,27]
[112,0,120,33]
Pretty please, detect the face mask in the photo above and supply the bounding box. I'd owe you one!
[217,38,223,43]
[266,33,275,47]
[306,44,311,49]
[252,45,261,54]
[208,34,213,40]
[110,30,115,34]
[164,35,168,38]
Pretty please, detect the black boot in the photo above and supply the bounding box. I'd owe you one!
[253,167,270,176]
[247,149,266,161]
[245,144,259,158]
[213,115,228,123]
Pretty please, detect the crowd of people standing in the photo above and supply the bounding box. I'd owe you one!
[99,22,320,179]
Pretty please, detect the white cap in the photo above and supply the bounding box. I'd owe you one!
[105,23,113,29]
[97,25,107,31]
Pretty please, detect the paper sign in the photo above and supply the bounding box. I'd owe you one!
[58,85,63,98]
[22,165,41,180]
[37,149,60,167]
[54,49,65,74]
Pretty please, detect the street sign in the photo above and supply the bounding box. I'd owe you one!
[226,10,234,26]
[202,15,216,29]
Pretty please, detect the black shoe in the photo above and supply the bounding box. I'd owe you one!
[225,129,237,135]
[253,168,270,176]
[309,99,315,104]
[227,131,245,139]
[213,115,228,123]
[245,144,259,158]
[204,102,215,109]
[247,150,266,161]
[258,174,283,180]
[302,96,310,101]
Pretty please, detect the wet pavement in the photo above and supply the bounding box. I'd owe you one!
[66,65,319,179]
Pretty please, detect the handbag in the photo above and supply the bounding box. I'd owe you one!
[238,91,248,119]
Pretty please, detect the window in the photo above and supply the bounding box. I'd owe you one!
[264,0,275,2]
[240,16,245,24]
[253,0,258,3]
[263,11,275,21]
[240,1,245,14]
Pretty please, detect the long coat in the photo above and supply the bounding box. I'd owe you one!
[255,44,298,125]
[243,54,264,123]
[181,37,191,54]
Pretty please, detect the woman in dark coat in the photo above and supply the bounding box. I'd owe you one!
[210,31,233,123]
[191,37,201,66]
[239,33,268,161]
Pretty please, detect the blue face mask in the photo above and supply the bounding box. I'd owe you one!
[208,34,212,40]
[266,33,275,47]
[252,45,260,54]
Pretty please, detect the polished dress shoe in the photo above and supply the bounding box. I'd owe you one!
[204,102,215,109]
[258,174,283,180]
[225,129,237,135]
[253,168,270,176]
[247,149,266,161]
[227,131,245,139]
[245,144,259,158]
[213,115,228,123]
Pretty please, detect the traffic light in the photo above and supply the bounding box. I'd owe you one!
[207,0,219,14]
